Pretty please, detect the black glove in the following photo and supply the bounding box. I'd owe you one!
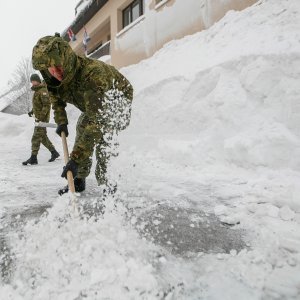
[28,111,33,117]
[56,124,69,137]
[61,159,78,179]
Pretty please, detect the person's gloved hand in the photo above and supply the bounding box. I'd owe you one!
[56,124,69,137]
[28,111,33,117]
[61,159,78,179]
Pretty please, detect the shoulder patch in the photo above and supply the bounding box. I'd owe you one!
[43,92,47,95]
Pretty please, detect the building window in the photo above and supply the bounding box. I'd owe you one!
[122,0,144,28]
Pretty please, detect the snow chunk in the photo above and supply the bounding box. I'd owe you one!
[279,205,295,221]
[267,205,280,218]
[214,205,228,216]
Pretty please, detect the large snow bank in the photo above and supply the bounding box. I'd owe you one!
[113,0,300,199]
[124,0,300,92]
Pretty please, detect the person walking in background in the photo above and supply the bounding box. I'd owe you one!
[22,74,60,165]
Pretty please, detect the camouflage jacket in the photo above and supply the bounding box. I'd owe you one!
[31,83,51,122]
[32,34,133,163]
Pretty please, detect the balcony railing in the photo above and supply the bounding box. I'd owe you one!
[88,40,110,59]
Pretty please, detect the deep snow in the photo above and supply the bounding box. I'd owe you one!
[1,0,300,299]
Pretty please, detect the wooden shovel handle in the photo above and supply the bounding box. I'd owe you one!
[61,132,75,194]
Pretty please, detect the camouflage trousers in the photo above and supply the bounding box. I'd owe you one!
[76,84,133,185]
[31,127,55,155]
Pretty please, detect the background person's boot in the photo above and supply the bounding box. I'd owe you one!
[22,154,38,165]
[58,177,86,195]
[49,149,60,162]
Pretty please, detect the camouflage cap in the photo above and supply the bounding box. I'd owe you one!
[32,33,79,86]
[32,33,73,69]
[30,73,41,83]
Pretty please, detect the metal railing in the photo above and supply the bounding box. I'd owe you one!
[88,40,111,59]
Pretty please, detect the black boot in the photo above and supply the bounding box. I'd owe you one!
[58,177,86,195]
[49,149,60,162]
[22,154,38,166]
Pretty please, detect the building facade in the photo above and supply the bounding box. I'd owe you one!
[63,0,257,68]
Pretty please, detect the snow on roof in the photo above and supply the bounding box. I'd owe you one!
[75,0,92,16]
[61,0,108,40]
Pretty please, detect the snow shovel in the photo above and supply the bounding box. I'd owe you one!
[34,123,76,196]
[61,132,75,194]
[35,121,57,128]
[61,132,79,215]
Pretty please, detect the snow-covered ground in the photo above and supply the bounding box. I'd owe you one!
[1,0,300,298]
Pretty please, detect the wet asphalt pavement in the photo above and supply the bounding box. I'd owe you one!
[0,196,246,283]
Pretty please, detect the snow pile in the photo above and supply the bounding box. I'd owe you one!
[113,0,300,208]
[110,0,300,297]
[120,0,300,169]
[0,114,34,141]
[1,199,167,299]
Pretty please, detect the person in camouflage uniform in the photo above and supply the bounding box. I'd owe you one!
[22,74,60,166]
[31,33,133,195]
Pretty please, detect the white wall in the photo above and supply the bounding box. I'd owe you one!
[114,0,203,66]
[113,0,257,67]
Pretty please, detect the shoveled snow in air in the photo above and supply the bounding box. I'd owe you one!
[1,0,300,299]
